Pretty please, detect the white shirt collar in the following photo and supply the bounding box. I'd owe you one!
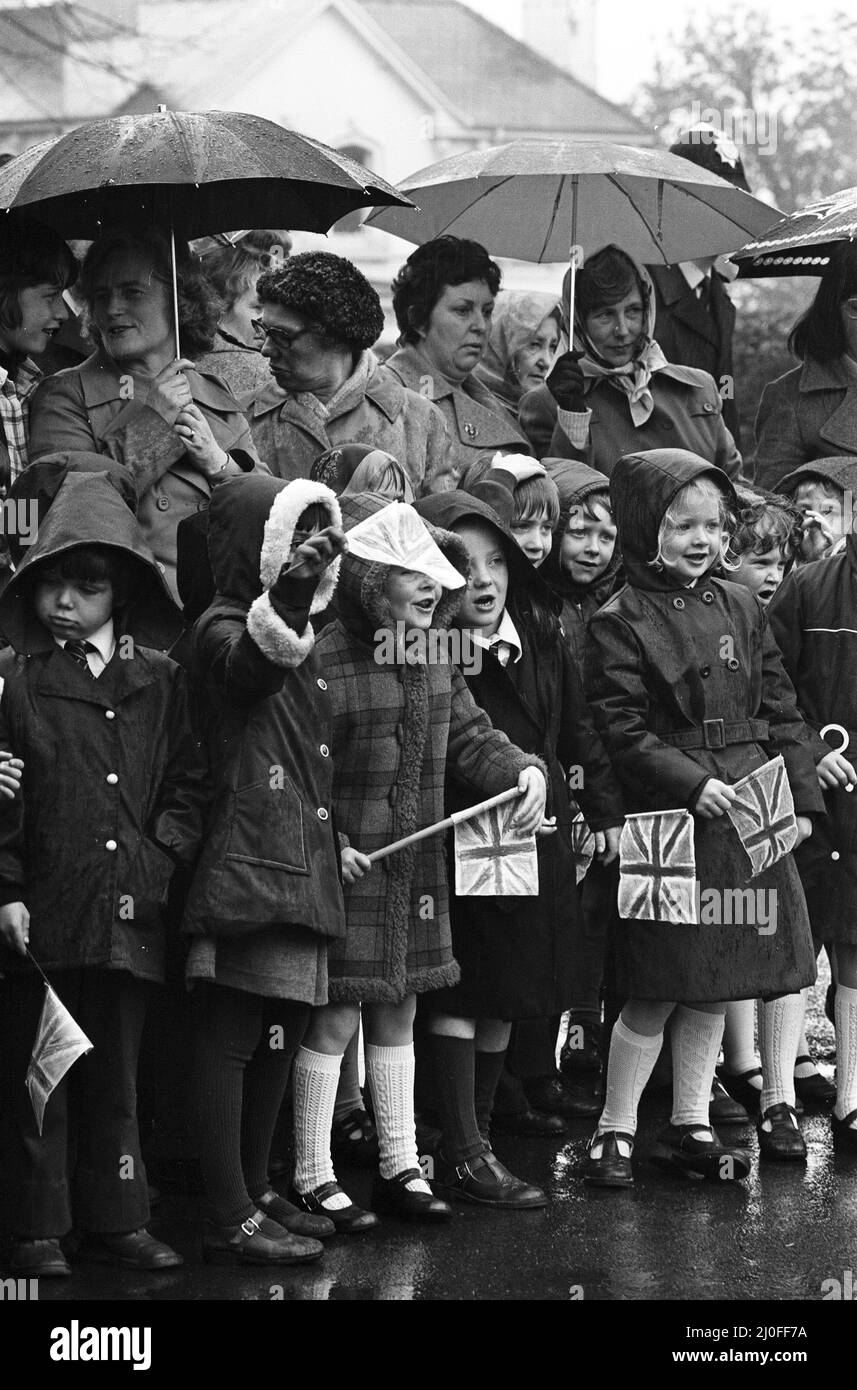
[678,261,708,292]
[471,608,522,665]
[54,617,116,673]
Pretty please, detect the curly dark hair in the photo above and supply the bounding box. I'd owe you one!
[391,236,502,346]
[727,486,803,566]
[789,242,857,364]
[577,244,648,320]
[256,251,383,352]
[78,228,222,357]
[0,218,77,336]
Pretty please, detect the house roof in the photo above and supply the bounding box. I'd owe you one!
[360,1,650,136]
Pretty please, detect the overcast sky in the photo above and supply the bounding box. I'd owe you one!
[462,0,848,103]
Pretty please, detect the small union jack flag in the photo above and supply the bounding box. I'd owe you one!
[570,808,596,884]
[453,801,539,896]
[725,755,798,879]
[618,809,698,924]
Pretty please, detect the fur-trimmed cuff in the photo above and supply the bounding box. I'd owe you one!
[246,591,315,667]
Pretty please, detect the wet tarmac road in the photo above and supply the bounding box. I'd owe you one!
[23,972,857,1306]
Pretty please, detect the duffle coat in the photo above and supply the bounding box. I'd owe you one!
[0,472,208,980]
[768,457,857,942]
[314,493,545,1004]
[587,449,821,1002]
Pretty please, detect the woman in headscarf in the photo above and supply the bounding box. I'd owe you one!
[473,290,562,420]
[518,244,744,480]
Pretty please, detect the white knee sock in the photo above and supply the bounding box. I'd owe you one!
[365,1042,431,1193]
[834,984,857,1122]
[759,993,803,1116]
[595,1018,664,1155]
[722,998,760,1078]
[292,1047,351,1208]
[670,1006,725,1130]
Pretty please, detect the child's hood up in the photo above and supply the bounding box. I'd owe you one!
[336,491,469,637]
[417,489,558,614]
[541,457,623,600]
[777,455,857,501]
[0,470,182,654]
[609,448,738,592]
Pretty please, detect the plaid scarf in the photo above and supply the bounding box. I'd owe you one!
[0,357,42,489]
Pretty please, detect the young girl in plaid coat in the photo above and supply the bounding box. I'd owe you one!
[289,493,548,1229]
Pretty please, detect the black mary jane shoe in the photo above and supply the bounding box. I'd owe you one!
[757,1103,807,1162]
[371,1169,453,1221]
[832,1109,857,1153]
[288,1180,379,1233]
[650,1124,751,1182]
[255,1189,335,1239]
[202,1211,323,1266]
[7,1237,71,1279]
[330,1107,380,1169]
[76,1227,184,1270]
[793,1057,837,1108]
[582,1130,634,1188]
[527,1075,600,1120]
[434,1149,547,1209]
[709,1077,750,1127]
[716,1065,764,1113]
[492,1107,568,1138]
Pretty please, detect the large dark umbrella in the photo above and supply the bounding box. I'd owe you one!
[731,187,857,277]
[0,108,412,239]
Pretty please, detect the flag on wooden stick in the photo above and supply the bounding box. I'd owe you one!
[618,808,698,924]
[452,798,538,896]
[570,810,596,884]
[725,755,798,878]
[26,984,93,1135]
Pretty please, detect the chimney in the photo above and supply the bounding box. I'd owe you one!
[521,0,597,88]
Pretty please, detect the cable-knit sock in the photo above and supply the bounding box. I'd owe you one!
[365,1043,430,1194]
[594,1018,663,1157]
[722,998,760,1079]
[834,984,857,1123]
[670,1006,725,1131]
[758,993,803,1119]
[292,1047,351,1209]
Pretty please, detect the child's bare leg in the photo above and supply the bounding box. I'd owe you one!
[834,944,857,1131]
[722,999,762,1093]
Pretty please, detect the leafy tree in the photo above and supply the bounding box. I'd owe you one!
[633,7,857,209]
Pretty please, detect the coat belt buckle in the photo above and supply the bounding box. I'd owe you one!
[702,718,726,749]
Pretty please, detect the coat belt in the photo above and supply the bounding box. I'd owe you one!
[660,718,770,751]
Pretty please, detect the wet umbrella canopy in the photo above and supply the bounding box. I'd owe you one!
[0,109,413,240]
[732,185,857,277]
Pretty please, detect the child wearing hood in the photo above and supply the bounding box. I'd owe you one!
[518,244,743,481]
[0,471,208,1277]
[584,448,821,1187]
[416,488,623,1204]
[290,495,548,1227]
[181,473,349,1265]
[767,454,857,1150]
[776,457,854,564]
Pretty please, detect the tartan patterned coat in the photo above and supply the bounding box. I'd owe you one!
[587,450,820,1003]
[314,495,545,1003]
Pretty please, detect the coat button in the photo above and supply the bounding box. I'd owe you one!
[727,657,740,671]
[463,423,477,437]
[701,591,714,603]
[156,495,170,511]
[389,786,399,807]
[703,402,715,413]
[673,597,685,610]
[317,678,327,691]
[319,744,329,757]
[106,773,119,784]
[317,807,329,821]
[105,839,117,852]
[661,419,674,429]
[832,851,841,861]
[700,665,711,677]
[105,709,116,719]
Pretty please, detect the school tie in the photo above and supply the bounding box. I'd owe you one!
[489,635,512,668]
[65,639,97,679]
[695,275,712,310]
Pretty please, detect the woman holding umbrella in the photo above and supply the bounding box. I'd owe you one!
[755,243,857,489]
[384,237,531,487]
[519,244,744,480]
[28,228,262,602]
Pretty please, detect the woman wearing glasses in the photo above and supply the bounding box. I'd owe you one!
[756,243,857,489]
[245,251,453,493]
[28,228,262,601]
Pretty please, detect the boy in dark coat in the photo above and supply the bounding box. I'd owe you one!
[768,454,857,1149]
[0,471,208,1277]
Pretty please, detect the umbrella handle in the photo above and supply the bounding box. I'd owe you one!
[169,220,181,361]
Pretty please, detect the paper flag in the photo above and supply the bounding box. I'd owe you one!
[570,810,596,885]
[345,502,465,589]
[25,985,93,1135]
[453,799,539,896]
[618,808,698,924]
[725,755,798,878]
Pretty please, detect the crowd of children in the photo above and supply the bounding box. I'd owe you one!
[1,394,856,1274]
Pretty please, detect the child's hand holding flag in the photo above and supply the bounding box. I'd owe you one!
[0,901,29,955]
